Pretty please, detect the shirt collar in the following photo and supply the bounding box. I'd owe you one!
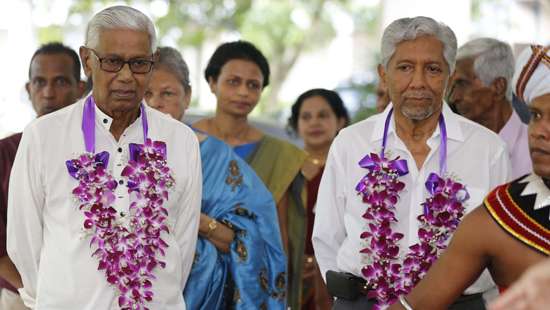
[94,103,113,131]
[370,101,464,143]
[499,109,523,140]
[93,101,147,132]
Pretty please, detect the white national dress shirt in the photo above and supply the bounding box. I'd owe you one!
[313,103,511,296]
[7,98,202,310]
[499,110,532,180]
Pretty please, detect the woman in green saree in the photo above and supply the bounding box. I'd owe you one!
[288,88,350,309]
[193,40,307,309]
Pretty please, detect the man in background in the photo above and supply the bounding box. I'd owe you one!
[449,38,531,178]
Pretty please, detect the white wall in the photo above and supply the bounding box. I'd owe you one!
[0,0,36,138]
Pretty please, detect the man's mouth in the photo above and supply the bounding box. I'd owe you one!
[41,105,58,114]
[531,147,550,159]
[404,94,433,102]
[112,90,136,99]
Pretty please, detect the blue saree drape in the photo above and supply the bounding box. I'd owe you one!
[183,136,286,309]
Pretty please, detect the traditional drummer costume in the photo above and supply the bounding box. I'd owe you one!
[484,174,550,255]
[485,45,550,257]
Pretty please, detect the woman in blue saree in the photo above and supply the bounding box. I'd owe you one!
[145,47,286,309]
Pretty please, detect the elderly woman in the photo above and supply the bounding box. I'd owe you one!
[145,47,286,310]
[193,40,308,309]
[388,45,550,310]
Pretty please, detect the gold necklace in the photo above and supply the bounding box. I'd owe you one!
[309,156,325,166]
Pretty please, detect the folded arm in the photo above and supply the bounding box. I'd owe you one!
[198,213,235,253]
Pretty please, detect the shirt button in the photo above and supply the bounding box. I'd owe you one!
[117,147,123,153]
[103,118,108,124]
[118,179,124,185]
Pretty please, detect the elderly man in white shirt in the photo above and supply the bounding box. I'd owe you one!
[7,6,201,310]
[312,16,510,310]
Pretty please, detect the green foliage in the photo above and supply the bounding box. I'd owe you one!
[69,0,131,15]
[65,0,383,119]
[345,0,381,36]
[37,25,63,44]
[352,106,377,123]
[241,0,335,57]
[155,0,252,46]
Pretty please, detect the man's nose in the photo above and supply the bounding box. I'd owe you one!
[530,120,550,141]
[42,83,55,98]
[117,63,134,81]
[448,84,461,103]
[409,68,428,89]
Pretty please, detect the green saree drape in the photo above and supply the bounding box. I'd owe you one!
[243,135,309,309]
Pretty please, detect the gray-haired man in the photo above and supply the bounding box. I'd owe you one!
[7,6,201,309]
[312,16,510,310]
[449,38,531,179]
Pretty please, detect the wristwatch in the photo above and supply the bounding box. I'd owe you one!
[206,218,218,238]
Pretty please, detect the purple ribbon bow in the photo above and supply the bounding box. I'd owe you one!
[66,151,110,179]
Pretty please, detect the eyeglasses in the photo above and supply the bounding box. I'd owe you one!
[88,48,154,74]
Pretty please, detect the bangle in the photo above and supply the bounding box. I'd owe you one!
[206,218,218,238]
[399,296,414,310]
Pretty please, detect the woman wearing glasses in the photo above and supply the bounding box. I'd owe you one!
[145,47,286,309]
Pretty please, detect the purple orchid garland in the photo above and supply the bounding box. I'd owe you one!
[355,110,469,309]
[65,97,175,310]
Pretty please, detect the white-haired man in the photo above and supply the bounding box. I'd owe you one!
[312,16,511,310]
[7,6,201,309]
[449,38,531,179]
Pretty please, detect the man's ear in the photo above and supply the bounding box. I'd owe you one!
[377,64,386,86]
[25,82,31,100]
[153,49,160,63]
[491,77,507,100]
[445,72,456,100]
[79,46,92,78]
[76,81,87,99]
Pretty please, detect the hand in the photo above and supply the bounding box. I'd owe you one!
[302,255,317,280]
[198,213,234,253]
[0,255,23,289]
[489,259,550,310]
